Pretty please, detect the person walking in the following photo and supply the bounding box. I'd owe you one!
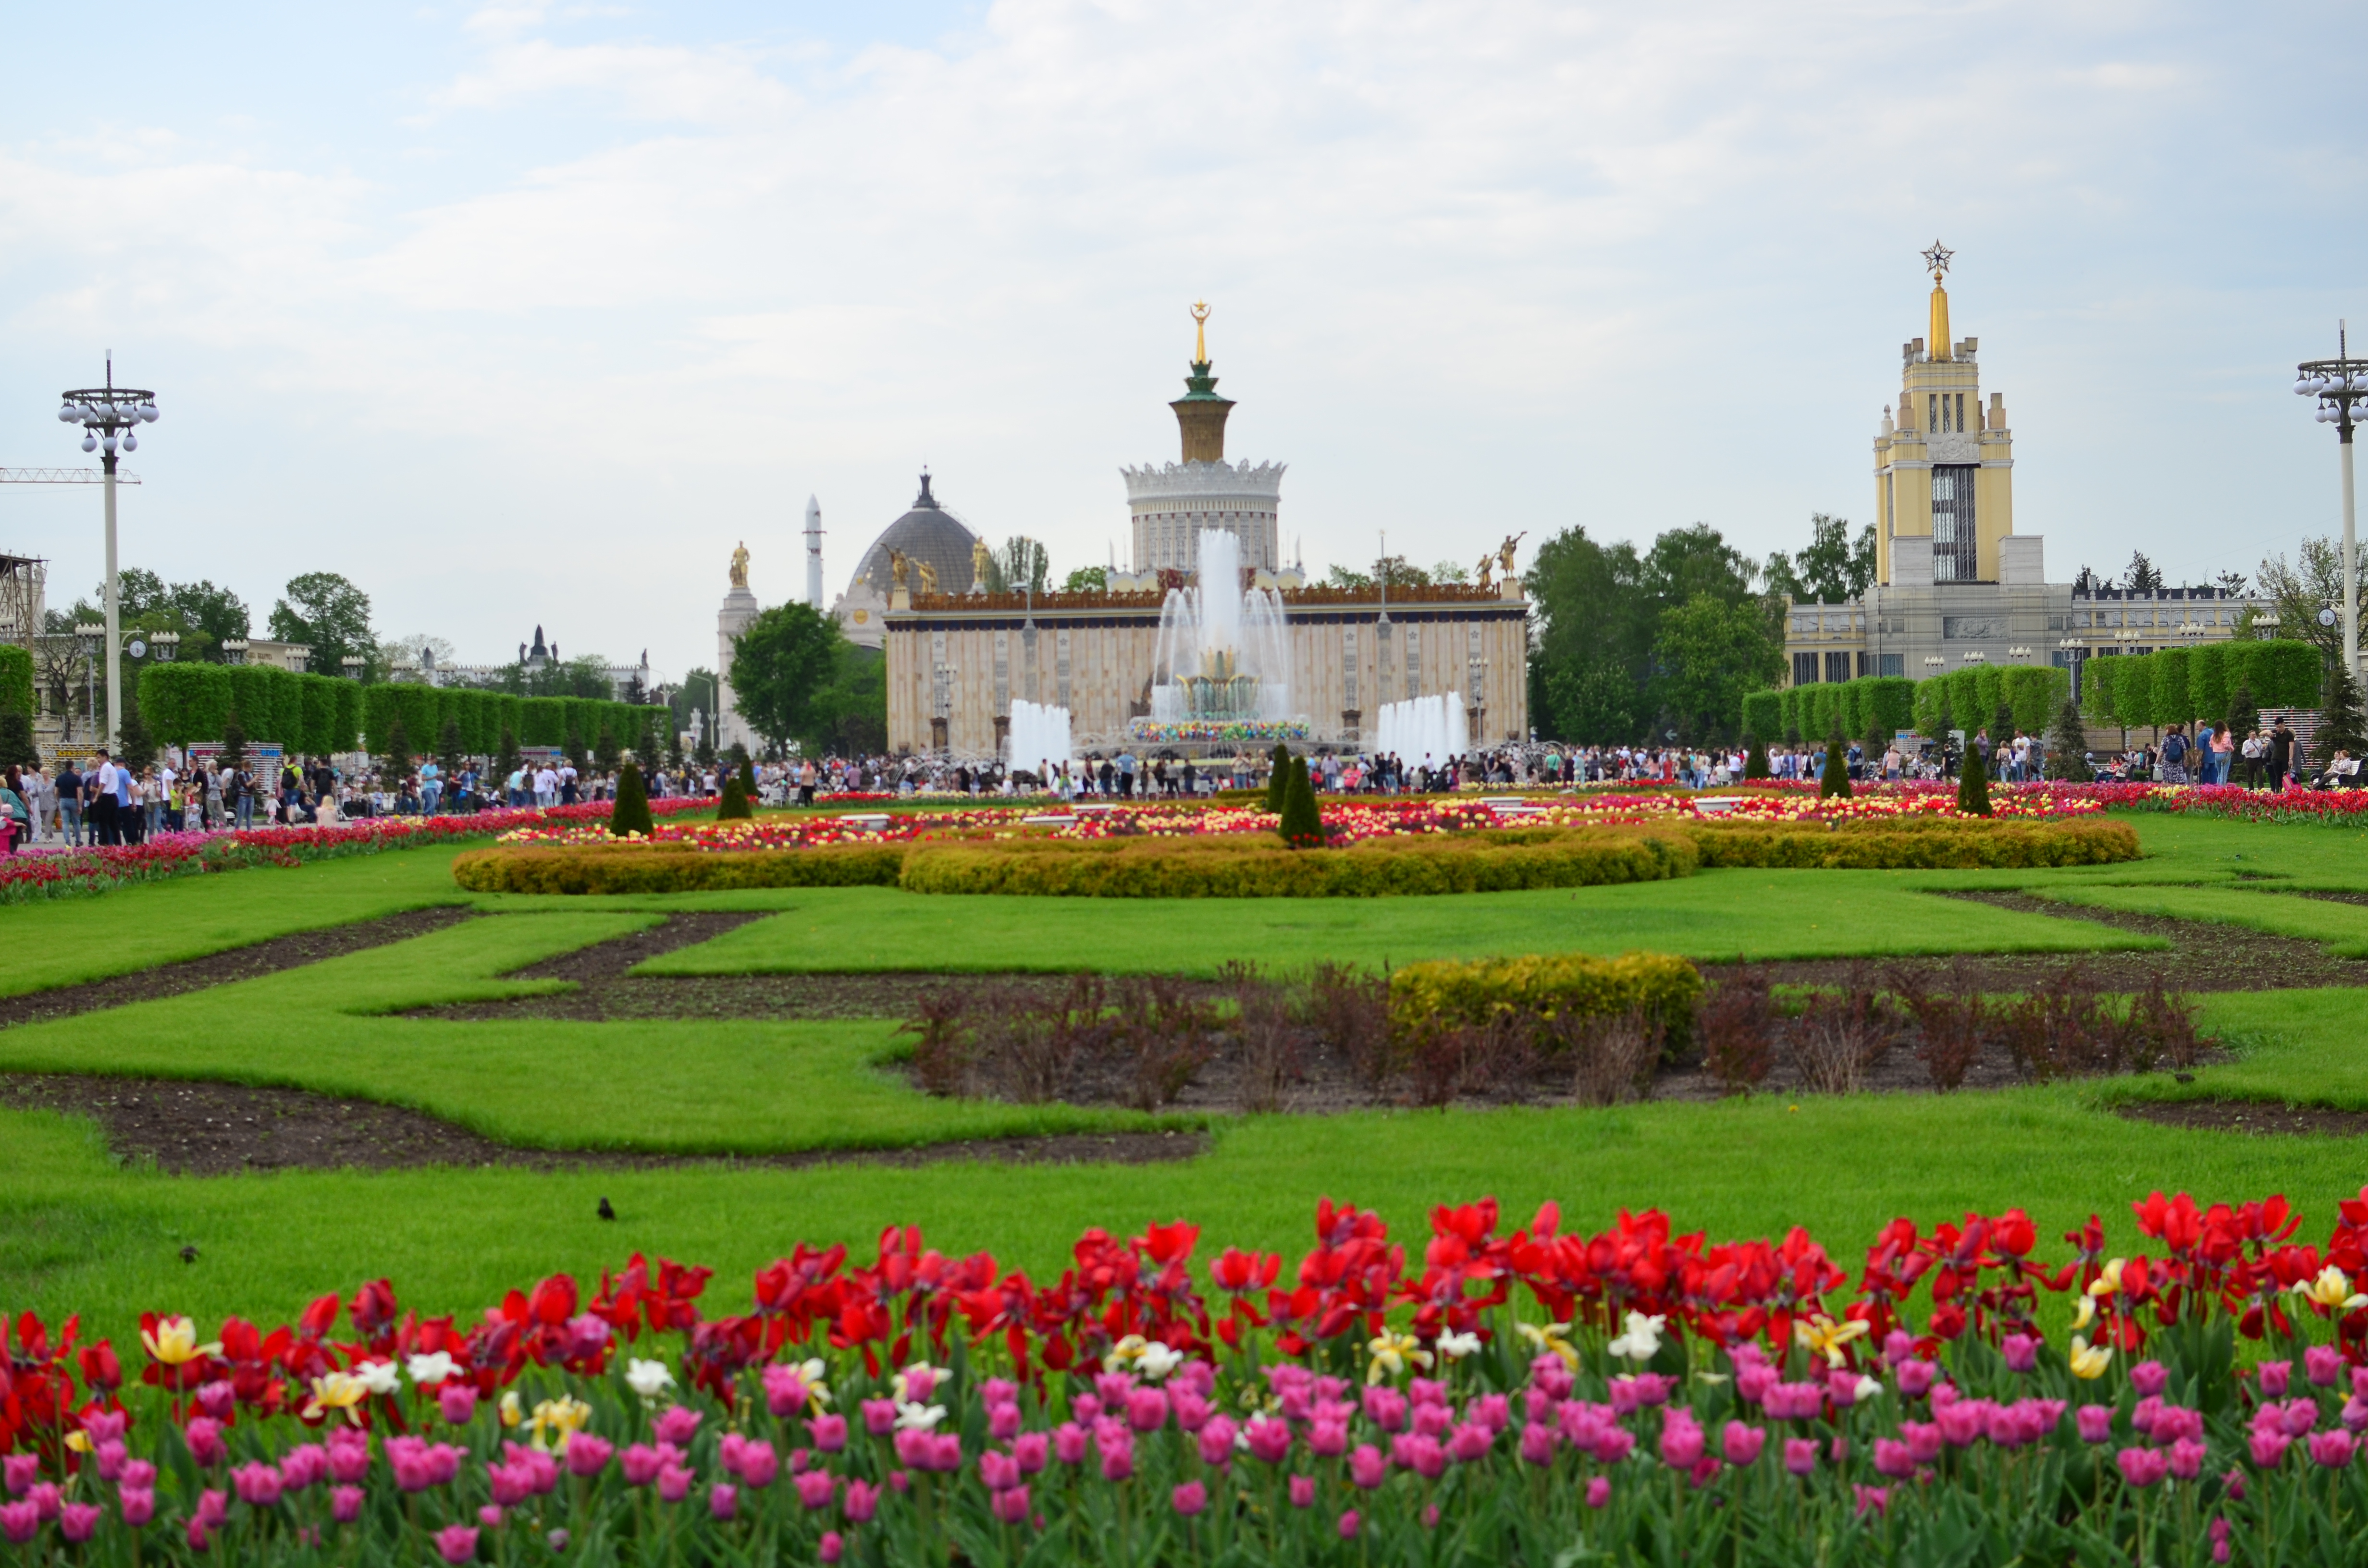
[2269,720,2296,792]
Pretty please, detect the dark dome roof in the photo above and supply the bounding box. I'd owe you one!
[848,472,980,598]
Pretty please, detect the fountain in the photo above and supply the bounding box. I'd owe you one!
[1132,529,1305,746]
[1004,699,1073,782]
[1370,693,1468,765]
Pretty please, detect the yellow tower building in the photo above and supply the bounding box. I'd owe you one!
[1872,243,2030,588]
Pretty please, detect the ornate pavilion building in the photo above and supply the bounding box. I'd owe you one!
[851,309,1531,758]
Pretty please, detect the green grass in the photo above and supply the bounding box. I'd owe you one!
[10,808,2368,1345]
[637,872,2155,977]
[2032,884,2368,956]
[0,914,1161,1154]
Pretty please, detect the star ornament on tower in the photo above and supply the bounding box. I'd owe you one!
[1922,241,1954,280]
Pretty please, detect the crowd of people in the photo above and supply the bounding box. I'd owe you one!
[4,716,2355,852]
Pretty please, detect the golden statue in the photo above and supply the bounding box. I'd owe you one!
[1496,532,1526,577]
[728,541,750,590]
[888,548,909,589]
[972,536,993,588]
[1191,300,1210,363]
[1475,553,1494,591]
[916,559,939,595]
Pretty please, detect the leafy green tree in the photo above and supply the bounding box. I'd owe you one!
[1764,514,1876,605]
[1265,743,1294,812]
[115,676,157,767]
[1742,733,1770,780]
[384,715,412,779]
[807,645,888,755]
[439,716,464,780]
[2314,664,2368,772]
[671,668,718,738]
[1278,755,1324,847]
[995,537,1050,595]
[2044,699,2093,781]
[495,727,521,785]
[270,572,375,674]
[220,710,248,774]
[715,766,751,820]
[729,603,845,752]
[0,710,37,771]
[2225,681,2259,747]
[1430,560,1471,584]
[1651,592,1784,743]
[2122,552,2166,595]
[1062,566,1108,594]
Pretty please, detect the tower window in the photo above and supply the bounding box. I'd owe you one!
[1931,466,1978,581]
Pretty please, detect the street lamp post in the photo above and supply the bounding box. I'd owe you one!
[2294,326,2367,680]
[74,622,104,746]
[57,363,159,749]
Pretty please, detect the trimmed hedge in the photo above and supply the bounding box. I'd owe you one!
[2083,639,2321,729]
[141,663,654,758]
[1678,816,2137,869]
[0,645,31,716]
[450,844,904,894]
[1389,949,1703,1050]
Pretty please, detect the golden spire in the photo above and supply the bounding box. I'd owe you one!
[1190,300,1210,366]
[1922,241,1953,362]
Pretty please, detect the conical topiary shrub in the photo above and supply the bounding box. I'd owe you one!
[1742,732,1770,781]
[1956,738,1994,816]
[1265,742,1294,812]
[2044,699,2093,782]
[610,761,655,836]
[715,768,752,820]
[1818,726,1852,799]
[1278,754,1326,848]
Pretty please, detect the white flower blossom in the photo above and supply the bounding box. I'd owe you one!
[894,1402,947,1432]
[1853,1374,1884,1405]
[625,1359,676,1399]
[1607,1312,1666,1364]
[1436,1330,1482,1362]
[406,1352,460,1387]
[1136,1343,1185,1382]
[353,1360,402,1395]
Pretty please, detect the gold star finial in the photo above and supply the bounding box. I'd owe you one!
[1922,240,1953,281]
[1190,300,1210,365]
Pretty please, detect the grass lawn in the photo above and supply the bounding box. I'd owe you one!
[9,807,2368,1345]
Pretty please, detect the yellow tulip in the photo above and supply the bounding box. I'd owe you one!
[1366,1331,1432,1385]
[1794,1314,1871,1369]
[2071,1294,2097,1332]
[500,1390,524,1428]
[2068,1335,2113,1380]
[529,1397,592,1453]
[140,1316,222,1367]
[2300,1265,2368,1311]
[302,1372,371,1423]
[1517,1320,1581,1370]
[2087,1259,2127,1299]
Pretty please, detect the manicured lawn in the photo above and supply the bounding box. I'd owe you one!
[2039,884,2368,956]
[0,915,1162,1153]
[10,807,2368,1347]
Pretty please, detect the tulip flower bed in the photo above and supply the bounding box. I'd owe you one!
[0,797,709,906]
[12,1191,2368,1565]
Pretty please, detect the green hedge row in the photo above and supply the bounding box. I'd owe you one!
[139,663,365,755]
[138,663,665,758]
[2079,638,2321,730]
[1743,667,2067,742]
[0,645,31,715]
[1681,817,2139,869]
[1388,949,1704,1053]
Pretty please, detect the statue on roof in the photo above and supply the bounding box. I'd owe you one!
[1496,533,1526,577]
[1475,553,1494,592]
[916,559,939,595]
[972,536,993,590]
[729,541,750,590]
[888,548,909,589]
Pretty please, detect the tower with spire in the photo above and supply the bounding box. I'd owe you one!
[1121,302,1287,575]
[804,495,825,610]
[1872,244,2023,587]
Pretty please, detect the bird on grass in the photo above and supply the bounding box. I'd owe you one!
[180,1245,199,1264]
[597,1197,616,1221]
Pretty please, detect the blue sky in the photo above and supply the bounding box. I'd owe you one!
[2,1,2363,679]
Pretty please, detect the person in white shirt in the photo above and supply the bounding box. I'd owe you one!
[533,765,560,807]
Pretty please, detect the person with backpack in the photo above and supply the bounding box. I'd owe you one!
[2160,724,2190,785]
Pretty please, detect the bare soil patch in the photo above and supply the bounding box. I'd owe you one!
[1692,890,2368,995]
[2115,1099,2368,1139]
[0,1072,1204,1176]
[0,908,478,1030]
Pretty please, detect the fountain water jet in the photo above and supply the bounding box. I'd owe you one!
[1133,529,1304,743]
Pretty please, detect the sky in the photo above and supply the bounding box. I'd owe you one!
[2,0,2363,682]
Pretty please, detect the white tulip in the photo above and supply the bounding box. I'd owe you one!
[625,1359,676,1398]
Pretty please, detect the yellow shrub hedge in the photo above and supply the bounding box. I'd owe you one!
[1678,816,2137,869]
[449,844,904,894]
[894,828,1697,898]
[1389,949,1703,1043]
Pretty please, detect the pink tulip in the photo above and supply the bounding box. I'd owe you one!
[819,1530,844,1563]
[1873,1440,1916,1480]
[1586,1476,1612,1509]
[992,1483,1031,1524]
[843,1478,880,1524]
[709,1482,738,1521]
[195,1382,235,1419]
[1350,1444,1386,1490]
[1519,1422,1558,1466]
[328,1435,371,1484]
[95,1441,127,1482]
[59,1502,101,1543]
[621,1445,664,1487]
[1290,1475,1315,1509]
[1658,1414,1704,1470]
[184,1515,211,1553]
[1172,1481,1207,1517]
[2252,1431,2294,1468]
[1127,1388,1170,1433]
[989,1404,1022,1440]
[1054,1422,1088,1467]
[1361,1386,1408,1433]
[739,1442,779,1490]
[762,1365,812,1417]
[1339,1509,1363,1538]
[2117,1447,2169,1488]
[658,1465,694,1503]
[2211,1516,2232,1565]
[862,1400,897,1437]
[2307,1347,2346,1389]
[184,1417,227,1467]
[979,1452,1020,1491]
[1446,1422,1493,1463]
[439,1384,479,1425]
[796,1470,836,1511]
[2258,1361,2292,1397]
[1197,1416,1236,1467]
[1309,1419,1349,1458]
[2310,1430,2358,1469]
[654,1407,702,1447]
[2170,1439,2207,1480]
[233,1462,284,1508]
[120,1487,157,1526]
[1722,1422,1765,1467]
[479,1505,505,1529]
[280,1445,330,1491]
[195,1489,228,1527]
[433,1523,478,1564]
[1895,1359,1937,1397]
[25,1485,58,1524]
[1854,1484,1889,1517]
[2131,1361,2170,1398]
[1783,1438,1818,1476]
[331,1486,363,1524]
[1011,1433,1050,1474]
[2077,1406,2115,1445]
[808,1415,849,1453]
[566,1434,615,1478]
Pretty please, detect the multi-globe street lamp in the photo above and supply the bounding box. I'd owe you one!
[2294,326,2366,679]
[56,362,159,748]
